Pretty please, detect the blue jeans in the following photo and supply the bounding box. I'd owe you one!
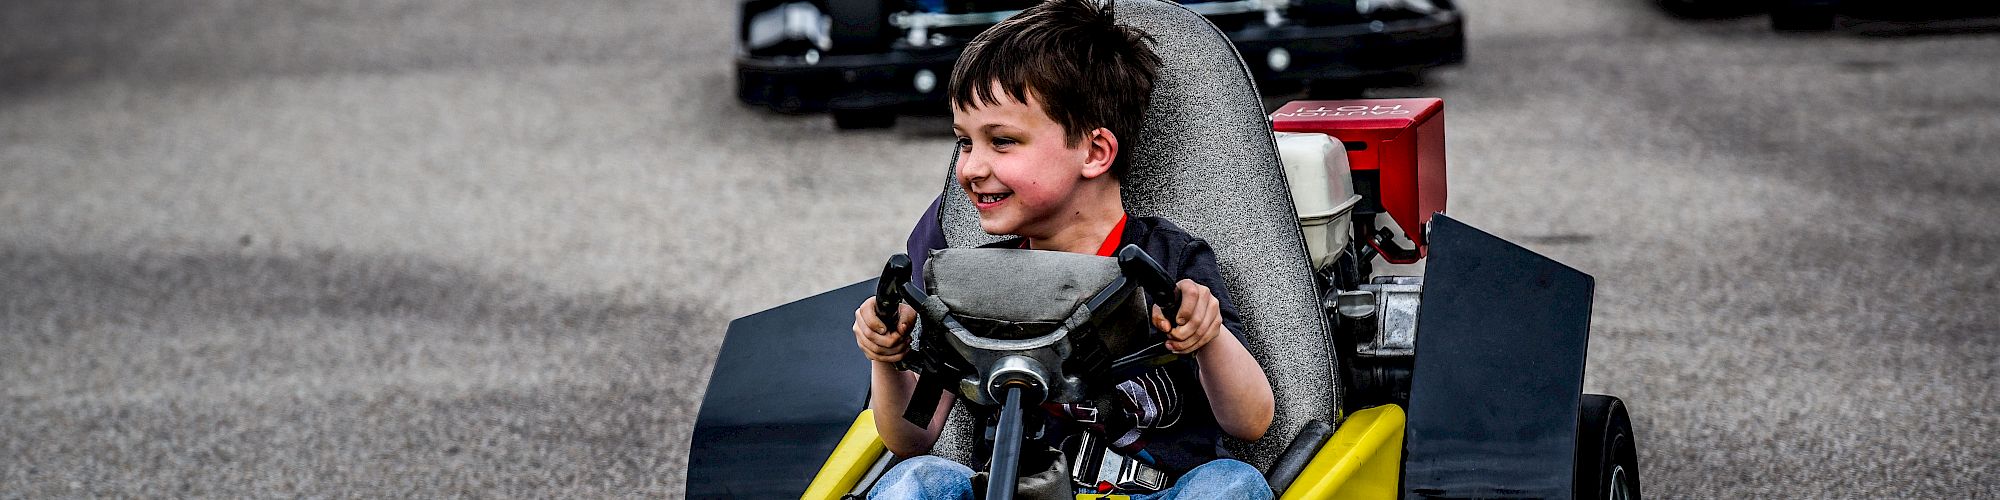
[869,455,1272,500]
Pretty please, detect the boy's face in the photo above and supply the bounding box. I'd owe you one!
[951,84,1113,238]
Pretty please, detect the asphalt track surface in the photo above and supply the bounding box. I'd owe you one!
[3,0,1997,497]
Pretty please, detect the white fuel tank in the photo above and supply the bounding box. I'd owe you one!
[1275,131,1363,271]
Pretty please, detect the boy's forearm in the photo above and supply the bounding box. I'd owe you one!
[869,360,949,456]
[1194,328,1275,441]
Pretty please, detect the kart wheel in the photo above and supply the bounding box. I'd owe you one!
[1576,394,1641,500]
[833,109,897,129]
[1771,0,1837,31]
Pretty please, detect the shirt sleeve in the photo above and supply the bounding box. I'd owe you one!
[905,195,947,285]
[1175,238,1247,344]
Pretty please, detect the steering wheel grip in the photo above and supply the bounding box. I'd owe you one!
[1116,245,1180,325]
[875,254,911,328]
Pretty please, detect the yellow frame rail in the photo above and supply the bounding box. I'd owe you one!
[800,406,1404,499]
[801,410,890,500]
[1280,405,1406,500]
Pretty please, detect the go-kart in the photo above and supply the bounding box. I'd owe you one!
[1658,0,2000,31]
[734,0,1465,128]
[1768,0,2000,31]
[692,1,1642,498]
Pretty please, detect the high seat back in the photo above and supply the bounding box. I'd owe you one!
[928,0,1335,469]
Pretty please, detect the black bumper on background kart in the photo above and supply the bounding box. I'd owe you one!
[736,46,961,116]
[734,10,1465,118]
[1229,12,1464,89]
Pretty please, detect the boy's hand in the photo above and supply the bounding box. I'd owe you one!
[854,298,919,364]
[1151,279,1223,355]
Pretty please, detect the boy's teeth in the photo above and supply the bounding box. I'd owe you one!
[980,193,1009,203]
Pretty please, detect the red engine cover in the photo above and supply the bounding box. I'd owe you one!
[1271,98,1446,262]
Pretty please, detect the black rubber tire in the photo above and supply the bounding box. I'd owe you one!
[1576,394,1642,500]
[832,109,897,129]
[1772,0,1837,31]
[827,0,891,55]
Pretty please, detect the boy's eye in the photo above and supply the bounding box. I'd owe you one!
[955,137,972,151]
[991,137,1016,147]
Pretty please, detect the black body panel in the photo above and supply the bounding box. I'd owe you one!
[1400,215,1594,500]
[687,280,875,499]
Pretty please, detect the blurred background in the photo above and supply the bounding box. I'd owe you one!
[3,0,1997,497]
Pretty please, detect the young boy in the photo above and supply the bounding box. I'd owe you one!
[852,0,1275,497]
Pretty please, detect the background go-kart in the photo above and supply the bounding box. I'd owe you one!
[3,0,1996,497]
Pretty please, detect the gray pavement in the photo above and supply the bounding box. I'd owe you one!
[2,0,1997,497]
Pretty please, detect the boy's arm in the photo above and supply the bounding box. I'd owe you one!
[868,360,957,456]
[1192,323,1274,441]
[853,300,956,456]
[1150,238,1273,442]
[1153,281,1275,442]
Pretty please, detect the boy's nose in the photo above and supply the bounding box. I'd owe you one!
[956,153,990,184]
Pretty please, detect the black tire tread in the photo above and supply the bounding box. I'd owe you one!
[1576,394,1642,500]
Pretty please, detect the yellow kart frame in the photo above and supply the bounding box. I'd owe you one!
[804,406,1406,500]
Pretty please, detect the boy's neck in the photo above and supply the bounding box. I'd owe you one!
[1024,184,1125,255]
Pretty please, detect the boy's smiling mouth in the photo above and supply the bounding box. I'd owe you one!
[972,191,1012,208]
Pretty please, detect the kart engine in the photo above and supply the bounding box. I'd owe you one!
[1329,275,1420,412]
[1274,97,1447,413]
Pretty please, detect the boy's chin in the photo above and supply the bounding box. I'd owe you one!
[976,218,1015,236]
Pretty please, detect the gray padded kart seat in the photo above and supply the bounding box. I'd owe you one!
[927,0,1335,470]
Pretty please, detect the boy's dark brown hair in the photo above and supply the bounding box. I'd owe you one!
[949,0,1162,179]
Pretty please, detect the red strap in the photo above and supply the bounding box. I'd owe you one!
[1094,214,1129,257]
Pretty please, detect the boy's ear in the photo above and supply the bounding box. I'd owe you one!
[1080,127,1119,179]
